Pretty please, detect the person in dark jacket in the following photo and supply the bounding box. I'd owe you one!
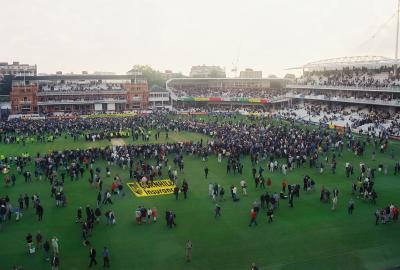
[36,204,44,221]
[43,239,50,261]
[89,247,97,267]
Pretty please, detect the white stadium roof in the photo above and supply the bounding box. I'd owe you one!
[290,56,400,71]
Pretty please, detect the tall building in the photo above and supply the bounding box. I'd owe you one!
[10,74,149,114]
[9,81,38,114]
[123,77,149,110]
[0,61,37,76]
[189,65,226,78]
[239,68,262,78]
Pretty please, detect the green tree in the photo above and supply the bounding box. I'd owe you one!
[131,65,186,87]
[132,65,166,87]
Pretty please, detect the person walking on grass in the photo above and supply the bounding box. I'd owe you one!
[251,262,259,270]
[102,247,110,268]
[348,199,355,215]
[240,180,248,196]
[51,254,60,270]
[96,192,102,207]
[51,236,59,255]
[182,179,189,199]
[375,209,380,225]
[43,239,50,261]
[288,191,294,208]
[26,233,33,254]
[186,240,192,262]
[215,204,221,218]
[267,207,274,223]
[89,246,97,267]
[259,176,266,189]
[204,166,209,179]
[36,203,44,221]
[174,186,179,200]
[35,231,43,249]
[24,194,29,209]
[249,209,258,227]
[76,207,83,223]
[282,179,287,193]
[332,196,338,211]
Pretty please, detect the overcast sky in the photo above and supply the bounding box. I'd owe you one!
[0,0,398,76]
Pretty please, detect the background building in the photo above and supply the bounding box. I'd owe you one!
[124,77,149,110]
[149,85,171,109]
[162,70,184,80]
[126,68,143,76]
[10,81,38,114]
[189,65,226,78]
[93,71,116,75]
[0,61,37,76]
[10,74,149,114]
[239,68,262,78]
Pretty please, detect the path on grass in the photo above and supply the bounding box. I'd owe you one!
[111,138,126,146]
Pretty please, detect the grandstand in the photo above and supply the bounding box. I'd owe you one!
[164,56,400,137]
[10,75,149,114]
[285,56,400,109]
[166,77,289,110]
[280,56,400,137]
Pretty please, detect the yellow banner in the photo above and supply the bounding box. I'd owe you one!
[194,97,209,102]
[127,179,176,197]
[248,98,261,103]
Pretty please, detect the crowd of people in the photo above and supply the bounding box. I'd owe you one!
[295,67,400,88]
[0,112,399,269]
[39,82,124,93]
[276,104,400,137]
[288,89,399,105]
[171,86,286,99]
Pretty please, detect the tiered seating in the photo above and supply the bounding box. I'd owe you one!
[277,105,400,136]
[39,82,124,92]
[171,86,285,99]
[296,67,400,88]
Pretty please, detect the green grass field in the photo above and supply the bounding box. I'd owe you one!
[0,126,400,270]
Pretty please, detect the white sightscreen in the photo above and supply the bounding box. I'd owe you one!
[107,103,115,111]
[95,104,102,111]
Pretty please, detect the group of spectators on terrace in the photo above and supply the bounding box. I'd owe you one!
[170,85,399,107]
[171,86,286,99]
[39,82,124,92]
[277,104,400,137]
[289,89,399,104]
[295,67,400,88]
[37,95,126,103]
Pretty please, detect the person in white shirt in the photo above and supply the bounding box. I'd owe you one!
[208,183,213,197]
[240,180,247,196]
[51,237,59,255]
[232,186,237,201]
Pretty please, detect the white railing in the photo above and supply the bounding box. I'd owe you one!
[37,99,127,106]
[165,82,179,100]
[37,90,126,96]
[286,84,400,92]
[287,94,400,106]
